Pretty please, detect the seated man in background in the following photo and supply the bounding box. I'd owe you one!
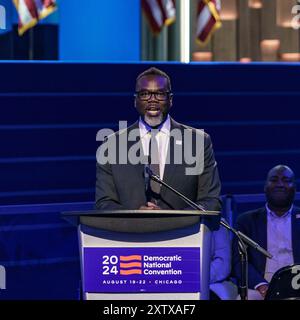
[232,165,300,300]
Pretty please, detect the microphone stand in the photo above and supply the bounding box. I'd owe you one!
[146,167,272,300]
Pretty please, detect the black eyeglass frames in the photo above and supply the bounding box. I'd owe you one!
[135,90,172,101]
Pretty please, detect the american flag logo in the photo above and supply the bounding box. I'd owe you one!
[119,255,142,275]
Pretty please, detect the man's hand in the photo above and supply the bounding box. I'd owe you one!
[139,202,161,210]
[257,284,268,298]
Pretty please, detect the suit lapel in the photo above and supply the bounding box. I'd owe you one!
[292,207,300,262]
[125,121,147,201]
[255,208,268,271]
[257,208,268,249]
[160,119,183,198]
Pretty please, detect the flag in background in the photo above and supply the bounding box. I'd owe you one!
[142,0,176,34]
[196,0,222,45]
[12,0,57,35]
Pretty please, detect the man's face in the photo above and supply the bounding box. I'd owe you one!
[265,167,296,209]
[135,75,172,126]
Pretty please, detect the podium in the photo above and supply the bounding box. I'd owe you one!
[63,210,220,300]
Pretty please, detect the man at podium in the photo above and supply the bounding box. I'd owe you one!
[94,67,236,299]
[95,67,222,213]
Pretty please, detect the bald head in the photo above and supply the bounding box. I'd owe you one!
[266,165,295,182]
[264,165,296,213]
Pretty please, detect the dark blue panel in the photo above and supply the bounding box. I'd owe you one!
[0,96,137,124]
[0,161,96,191]
[0,193,93,206]
[0,263,80,300]
[0,62,300,93]
[0,203,94,299]
[218,155,300,194]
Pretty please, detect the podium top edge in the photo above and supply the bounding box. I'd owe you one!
[61,209,220,217]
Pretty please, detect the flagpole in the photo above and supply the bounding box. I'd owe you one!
[29,28,34,60]
[179,0,190,63]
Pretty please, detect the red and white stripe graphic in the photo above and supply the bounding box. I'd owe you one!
[13,0,57,35]
[196,0,222,45]
[119,255,143,276]
[142,0,176,34]
[120,255,142,261]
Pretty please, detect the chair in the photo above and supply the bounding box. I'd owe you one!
[265,264,300,300]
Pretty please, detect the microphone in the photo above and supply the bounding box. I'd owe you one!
[145,165,158,181]
[146,166,273,260]
[144,164,150,193]
[237,231,273,259]
[145,166,206,211]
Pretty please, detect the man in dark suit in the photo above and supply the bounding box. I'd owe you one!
[95,67,221,212]
[95,67,237,299]
[232,165,300,300]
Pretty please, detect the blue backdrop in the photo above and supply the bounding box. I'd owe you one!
[59,0,141,61]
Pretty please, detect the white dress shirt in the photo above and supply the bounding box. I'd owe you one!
[139,115,170,180]
[264,204,294,282]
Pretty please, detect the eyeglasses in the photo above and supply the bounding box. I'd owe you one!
[135,90,172,101]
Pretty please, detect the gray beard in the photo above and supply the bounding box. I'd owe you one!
[144,114,164,127]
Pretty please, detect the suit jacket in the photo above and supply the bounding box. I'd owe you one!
[232,206,300,289]
[95,118,222,211]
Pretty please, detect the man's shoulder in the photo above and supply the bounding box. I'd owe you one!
[171,118,210,139]
[293,206,300,213]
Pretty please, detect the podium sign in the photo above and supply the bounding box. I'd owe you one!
[84,247,200,293]
[62,210,220,299]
